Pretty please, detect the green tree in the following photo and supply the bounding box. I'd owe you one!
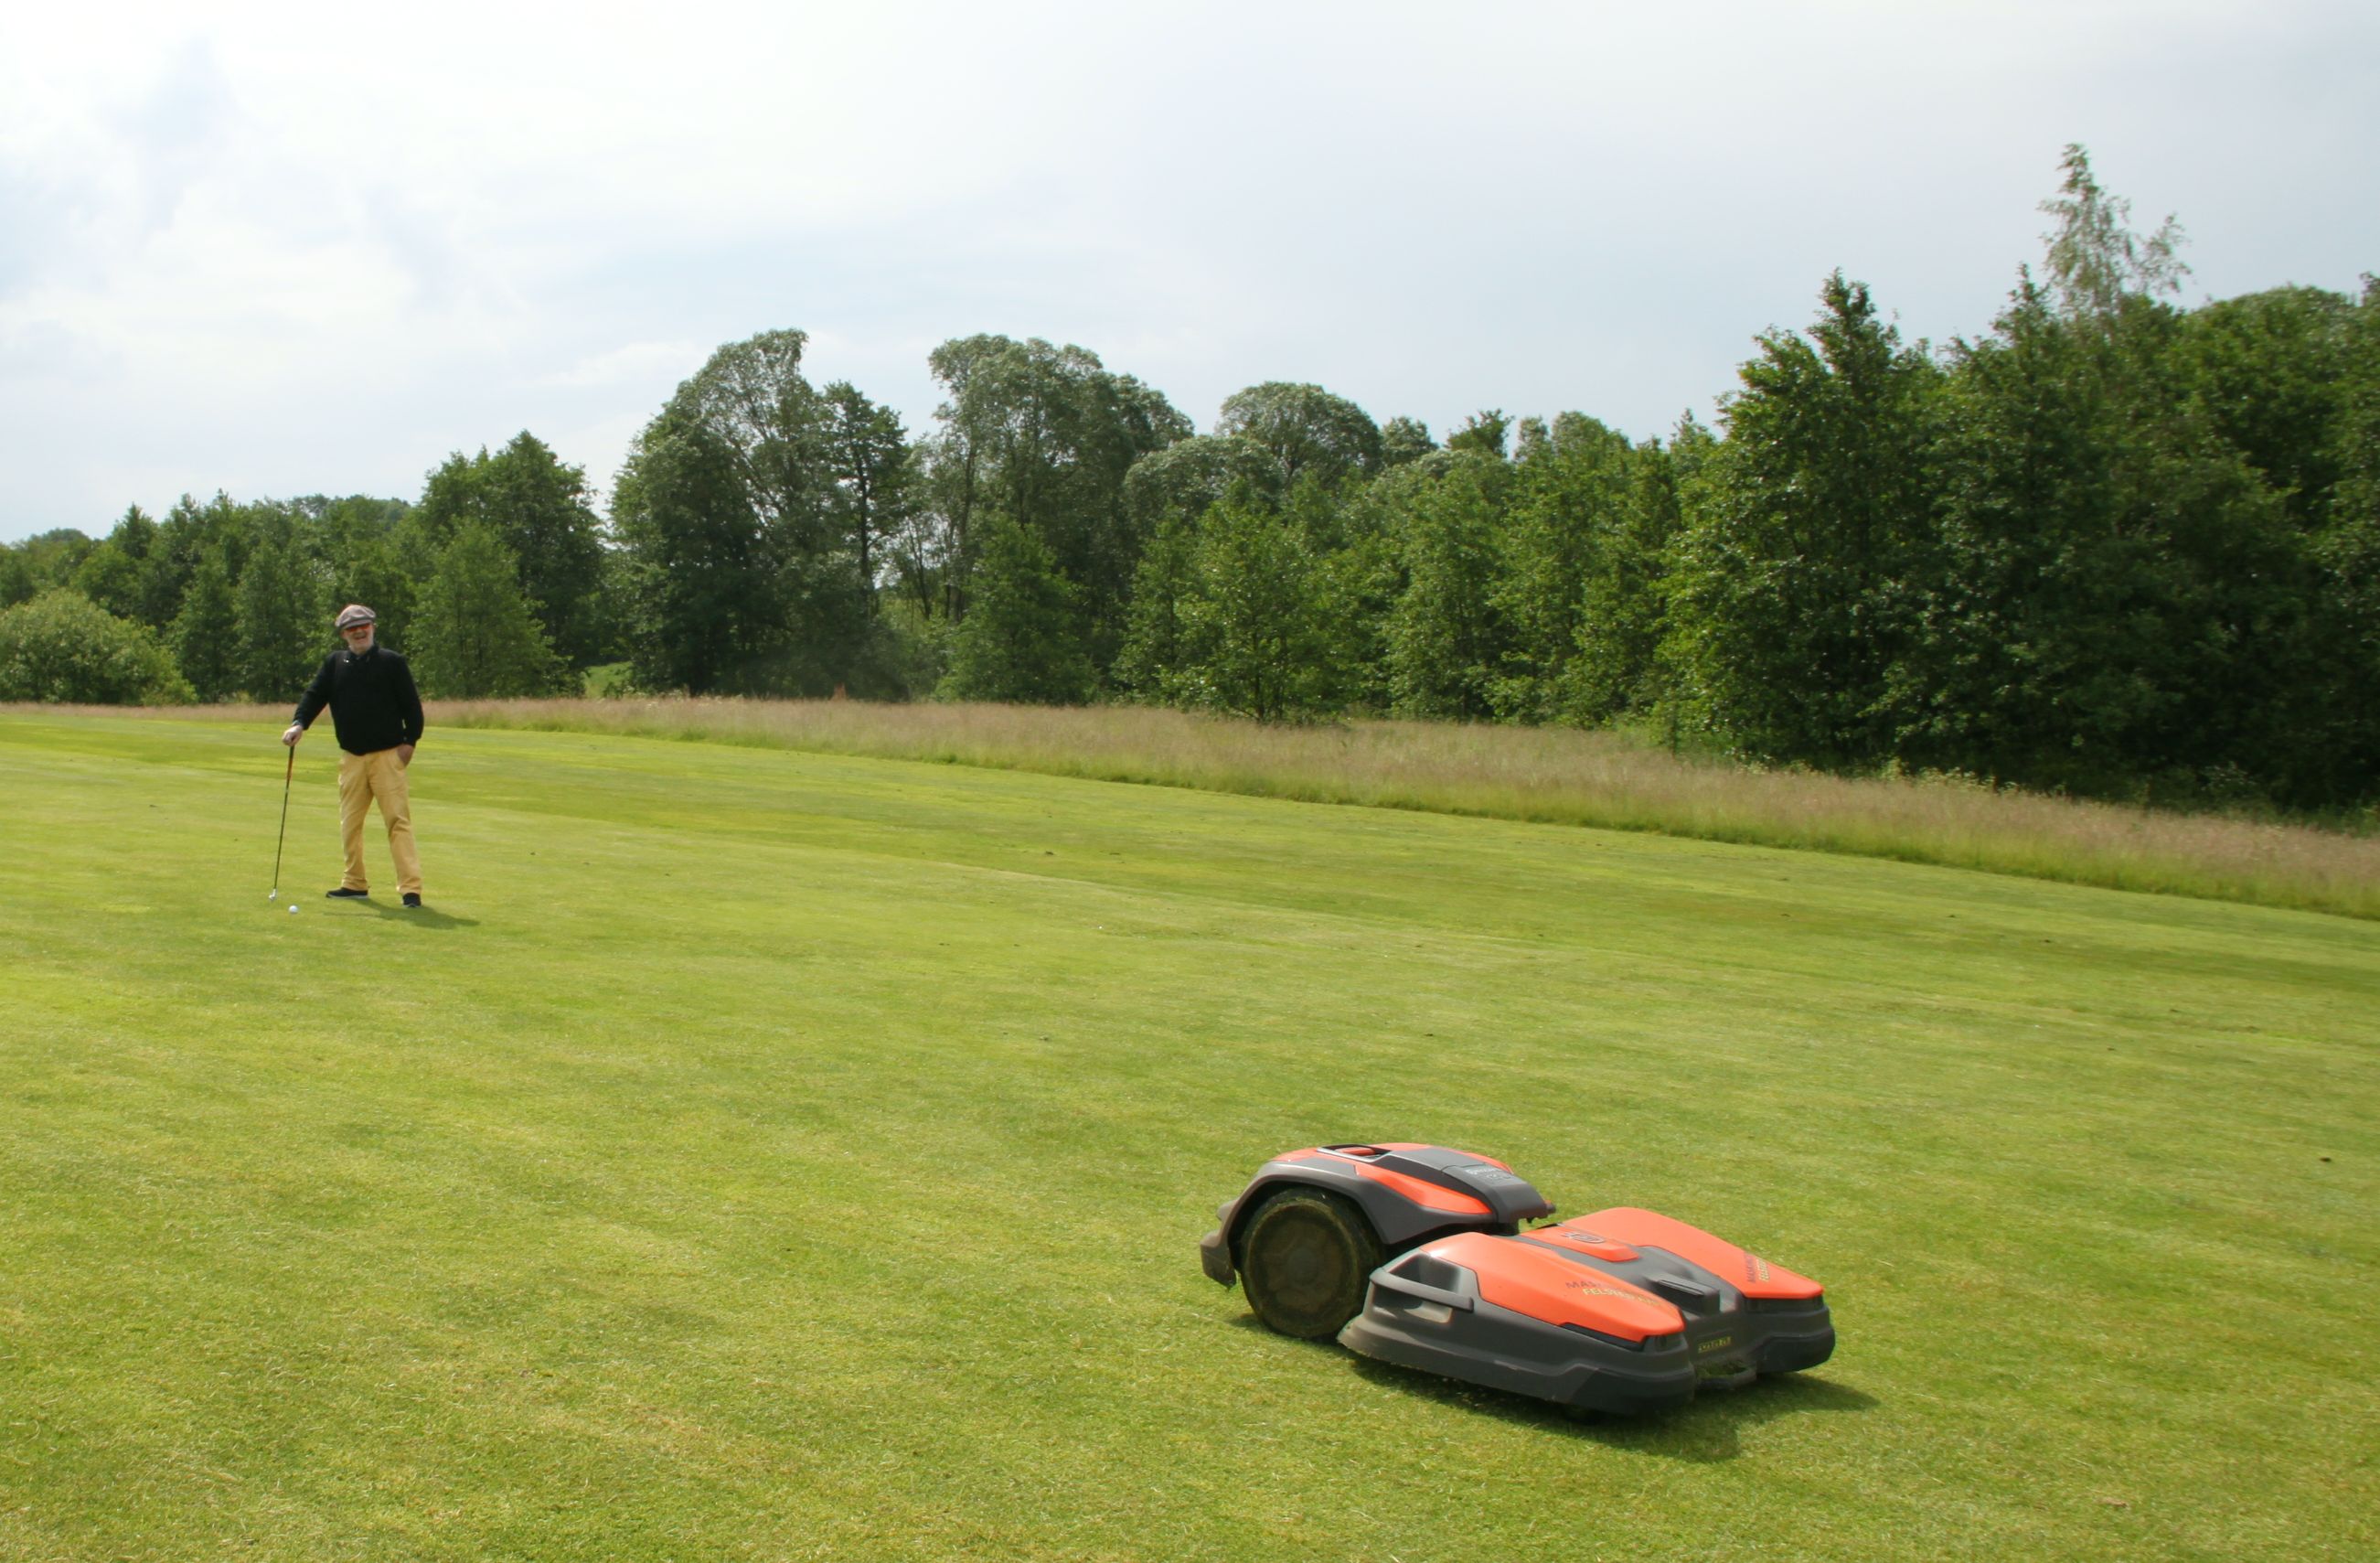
[1214,382,1382,487]
[70,541,143,620]
[611,331,879,693]
[234,519,329,701]
[97,505,178,630]
[1664,273,1943,766]
[1916,278,2303,797]
[2040,143,2188,321]
[1883,153,2362,802]
[170,547,242,701]
[1160,493,1346,721]
[938,514,1095,704]
[312,494,411,560]
[1489,414,1628,721]
[11,530,96,596]
[613,411,784,694]
[2172,284,2357,531]
[1113,439,1305,706]
[1379,416,1435,467]
[1576,431,1685,726]
[665,330,835,541]
[2306,277,2380,802]
[1445,411,1511,461]
[1114,515,1197,700]
[411,524,567,698]
[148,495,251,633]
[1383,452,1515,720]
[822,380,910,605]
[1122,434,1283,537]
[414,434,606,666]
[1320,458,1441,713]
[0,590,192,704]
[915,335,1190,674]
[1485,414,1681,725]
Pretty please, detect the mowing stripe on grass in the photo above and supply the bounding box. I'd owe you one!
[2,711,2374,1561]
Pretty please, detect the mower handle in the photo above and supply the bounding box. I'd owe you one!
[1369,1269,1474,1311]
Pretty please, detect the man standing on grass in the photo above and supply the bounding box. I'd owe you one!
[281,604,428,908]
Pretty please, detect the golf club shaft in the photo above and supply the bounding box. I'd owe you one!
[272,744,294,894]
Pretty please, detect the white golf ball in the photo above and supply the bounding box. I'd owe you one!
[288,905,300,915]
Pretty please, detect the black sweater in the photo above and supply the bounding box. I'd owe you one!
[293,645,424,755]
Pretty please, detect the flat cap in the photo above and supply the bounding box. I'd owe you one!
[334,604,377,630]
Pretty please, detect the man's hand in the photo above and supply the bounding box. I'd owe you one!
[398,744,415,767]
[282,723,304,747]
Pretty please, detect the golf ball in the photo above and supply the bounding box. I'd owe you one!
[288,905,300,915]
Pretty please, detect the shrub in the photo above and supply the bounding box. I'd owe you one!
[0,589,195,704]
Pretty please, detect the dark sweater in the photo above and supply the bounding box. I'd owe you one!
[293,645,424,755]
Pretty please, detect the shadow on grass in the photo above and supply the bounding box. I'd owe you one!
[1235,1318,1876,1461]
[324,901,482,929]
[1347,1354,1875,1461]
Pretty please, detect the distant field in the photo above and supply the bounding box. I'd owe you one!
[2,709,2375,1561]
[75,698,2380,922]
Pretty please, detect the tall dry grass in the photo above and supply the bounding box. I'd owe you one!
[47,697,2380,919]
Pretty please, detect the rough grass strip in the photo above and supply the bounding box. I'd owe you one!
[37,697,2380,920]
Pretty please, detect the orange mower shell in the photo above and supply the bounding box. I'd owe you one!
[1202,1144,1833,1416]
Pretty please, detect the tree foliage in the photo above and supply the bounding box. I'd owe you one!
[1379,416,1435,467]
[2,530,96,607]
[913,335,1189,673]
[1495,414,1675,723]
[2040,142,2188,320]
[411,524,568,698]
[822,380,910,605]
[1119,487,1350,721]
[233,517,328,701]
[1214,382,1382,487]
[614,410,784,695]
[0,590,192,704]
[1382,452,1516,720]
[938,514,1095,705]
[1665,273,1942,766]
[70,541,144,621]
[414,434,606,666]
[170,548,241,701]
[611,331,882,694]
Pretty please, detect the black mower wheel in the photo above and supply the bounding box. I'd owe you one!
[1237,1188,1384,1340]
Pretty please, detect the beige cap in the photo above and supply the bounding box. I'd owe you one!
[335,604,377,630]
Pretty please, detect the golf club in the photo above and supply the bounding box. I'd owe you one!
[270,743,294,903]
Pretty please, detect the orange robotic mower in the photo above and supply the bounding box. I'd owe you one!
[1201,1143,1833,1416]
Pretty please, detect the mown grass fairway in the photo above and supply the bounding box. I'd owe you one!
[2,710,2374,1562]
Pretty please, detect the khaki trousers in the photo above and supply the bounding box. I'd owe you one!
[337,748,423,896]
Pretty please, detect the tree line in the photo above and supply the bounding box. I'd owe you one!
[4,148,2374,811]
[0,434,600,708]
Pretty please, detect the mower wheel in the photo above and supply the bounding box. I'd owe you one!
[1237,1188,1384,1339]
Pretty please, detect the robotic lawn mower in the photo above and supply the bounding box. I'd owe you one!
[1201,1143,1833,1416]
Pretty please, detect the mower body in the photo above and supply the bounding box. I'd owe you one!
[1202,1143,1833,1417]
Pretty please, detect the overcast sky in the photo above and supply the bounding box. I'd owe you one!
[3,0,2374,543]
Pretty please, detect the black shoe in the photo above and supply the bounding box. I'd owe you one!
[326,887,369,899]
[401,894,422,909]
